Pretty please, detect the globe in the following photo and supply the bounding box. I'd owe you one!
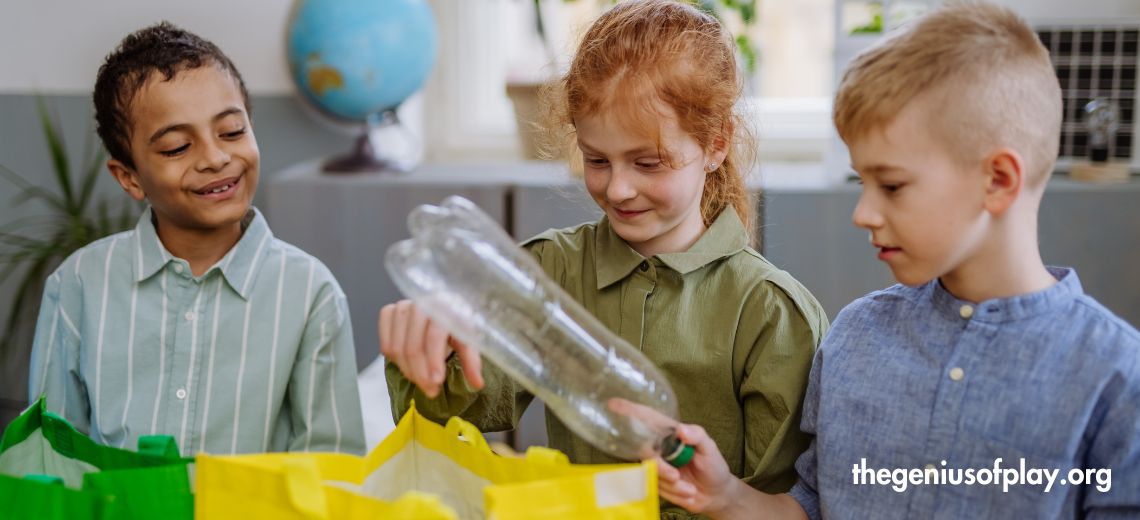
[286,0,438,171]
[287,0,437,121]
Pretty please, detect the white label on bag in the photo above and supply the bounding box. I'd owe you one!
[594,465,647,508]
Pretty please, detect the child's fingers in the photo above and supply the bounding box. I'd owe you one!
[607,398,677,432]
[404,305,434,394]
[659,483,697,508]
[677,423,716,454]
[389,301,412,368]
[381,303,408,370]
[384,301,435,394]
[656,456,681,483]
[657,456,705,513]
[452,338,484,389]
[378,305,394,359]
[423,321,451,385]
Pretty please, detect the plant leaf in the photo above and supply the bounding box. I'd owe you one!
[37,97,75,212]
[77,148,107,215]
[0,231,54,252]
[1,98,140,360]
[0,255,52,356]
[736,34,757,75]
[0,163,68,212]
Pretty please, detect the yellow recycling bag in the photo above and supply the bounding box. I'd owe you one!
[195,401,658,519]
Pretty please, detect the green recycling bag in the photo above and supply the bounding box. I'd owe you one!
[0,397,194,519]
[0,474,119,519]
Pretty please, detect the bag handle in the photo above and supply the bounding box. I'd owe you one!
[137,435,181,458]
[0,398,47,452]
[523,446,569,465]
[443,416,492,453]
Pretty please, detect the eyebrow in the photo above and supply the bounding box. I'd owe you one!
[148,107,246,144]
[854,163,908,176]
[576,139,657,157]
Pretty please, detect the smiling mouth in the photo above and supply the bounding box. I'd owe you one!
[195,177,240,195]
[614,208,648,217]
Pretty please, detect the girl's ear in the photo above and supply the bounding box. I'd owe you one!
[707,121,732,168]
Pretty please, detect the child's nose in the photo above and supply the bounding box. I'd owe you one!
[605,165,638,203]
[851,193,883,230]
[196,140,231,172]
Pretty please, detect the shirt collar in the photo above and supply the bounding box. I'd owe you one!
[132,206,271,300]
[133,207,172,283]
[594,205,750,290]
[929,266,1083,323]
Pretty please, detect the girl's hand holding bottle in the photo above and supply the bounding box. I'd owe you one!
[379,300,484,398]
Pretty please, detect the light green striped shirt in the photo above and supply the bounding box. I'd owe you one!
[28,207,365,456]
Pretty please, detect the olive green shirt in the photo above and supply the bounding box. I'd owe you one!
[387,206,828,518]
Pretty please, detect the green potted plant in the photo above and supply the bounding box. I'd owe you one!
[0,99,139,426]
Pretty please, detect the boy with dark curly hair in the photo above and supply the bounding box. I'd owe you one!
[28,22,365,456]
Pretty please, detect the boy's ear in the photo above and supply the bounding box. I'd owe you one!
[981,147,1024,216]
[107,159,147,202]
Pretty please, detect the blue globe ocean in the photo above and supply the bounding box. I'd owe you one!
[286,0,438,122]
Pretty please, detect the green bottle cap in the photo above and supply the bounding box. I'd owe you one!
[666,443,695,468]
[662,432,694,468]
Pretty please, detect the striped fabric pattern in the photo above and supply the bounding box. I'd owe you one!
[28,207,366,456]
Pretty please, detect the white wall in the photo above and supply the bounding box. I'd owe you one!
[0,0,295,94]
[994,0,1140,21]
[4,0,1140,96]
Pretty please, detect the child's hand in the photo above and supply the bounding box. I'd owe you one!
[655,422,740,517]
[379,299,484,397]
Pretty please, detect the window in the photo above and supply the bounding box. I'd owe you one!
[1038,25,1138,162]
[422,0,835,162]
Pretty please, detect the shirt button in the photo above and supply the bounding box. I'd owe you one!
[959,304,974,319]
[175,388,187,400]
[639,262,649,272]
[949,367,965,381]
[184,311,196,322]
[924,463,937,473]
[174,263,184,274]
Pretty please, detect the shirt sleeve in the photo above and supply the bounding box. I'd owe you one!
[787,345,825,520]
[27,269,90,433]
[386,355,535,432]
[288,279,366,455]
[1083,352,1140,518]
[385,238,559,431]
[738,280,825,494]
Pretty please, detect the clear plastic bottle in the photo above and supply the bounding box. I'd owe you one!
[386,196,692,466]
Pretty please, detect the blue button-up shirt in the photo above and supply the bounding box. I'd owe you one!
[788,267,1140,519]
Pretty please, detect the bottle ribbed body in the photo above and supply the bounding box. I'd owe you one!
[386,196,679,461]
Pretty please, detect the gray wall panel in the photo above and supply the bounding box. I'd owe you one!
[266,163,511,371]
[763,181,1140,327]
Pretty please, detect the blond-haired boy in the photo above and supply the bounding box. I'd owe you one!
[655,3,1140,518]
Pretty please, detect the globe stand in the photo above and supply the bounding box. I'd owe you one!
[323,110,403,174]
